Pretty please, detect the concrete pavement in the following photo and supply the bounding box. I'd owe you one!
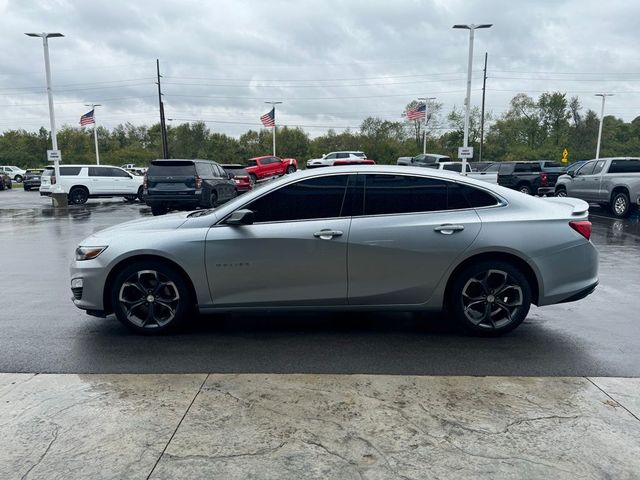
[2,374,639,479]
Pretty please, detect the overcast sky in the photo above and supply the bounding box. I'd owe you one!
[1,0,639,137]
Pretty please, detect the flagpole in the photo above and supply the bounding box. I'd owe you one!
[85,103,101,164]
[417,97,436,155]
[264,101,282,156]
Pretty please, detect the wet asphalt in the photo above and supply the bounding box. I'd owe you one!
[0,189,639,375]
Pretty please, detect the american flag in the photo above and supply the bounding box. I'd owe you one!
[405,103,426,121]
[260,108,275,127]
[79,109,95,126]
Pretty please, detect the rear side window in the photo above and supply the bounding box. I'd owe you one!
[458,184,499,207]
[89,167,110,177]
[148,162,196,176]
[246,175,349,223]
[543,162,562,168]
[514,163,538,173]
[196,163,214,177]
[363,175,447,215]
[609,159,640,173]
[442,164,463,172]
[60,167,81,176]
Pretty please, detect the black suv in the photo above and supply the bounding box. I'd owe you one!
[484,161,564,195]
[144,159,237,216]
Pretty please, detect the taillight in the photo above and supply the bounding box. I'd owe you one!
[569,220,591,240]
[195,175,202,189]
[51,175,56,185]
[539,172,548,186]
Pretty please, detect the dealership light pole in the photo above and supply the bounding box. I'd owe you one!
[418,97,436,155]
[595,93,613,160]
[25,32,66,205]
[265,101,282,156]
[85,104,101,165]
[453,23,492,172]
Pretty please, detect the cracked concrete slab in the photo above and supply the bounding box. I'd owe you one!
[150,375,640,480]
[590,377,640,420]
[0,374,206,480]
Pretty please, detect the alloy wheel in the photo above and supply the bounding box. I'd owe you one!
[461,269,524,329]
[613,195,628,216]
[118,270,180,329]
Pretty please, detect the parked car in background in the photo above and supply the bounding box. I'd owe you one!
[424,162,498,183]
[23,168,44,191]
[0,165,26,183]
[221,164,252,193]
[0,172,12,190]
[144,159,237,216]
[397,153,450,166]
[40,165,144,204]
[245,156,297,183]
[484,161,563,195]
[307,151,370,168]
[70,165,598,336]
[126,167,147,176]
[555,157,640,218]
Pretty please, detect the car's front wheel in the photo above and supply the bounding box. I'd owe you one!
[448,260,531,336]
[611,191,631,218]
[555,187,567,197]
[14,175,23,183]
[111,261,193,334]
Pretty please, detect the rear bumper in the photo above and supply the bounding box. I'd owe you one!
[537,187,555,196]
[145,193,202,208]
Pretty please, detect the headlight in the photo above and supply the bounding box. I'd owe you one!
[75,246,107,261]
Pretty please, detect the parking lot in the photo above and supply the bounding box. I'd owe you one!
[1,188,639,376]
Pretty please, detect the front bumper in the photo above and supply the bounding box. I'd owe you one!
[70,257,110,313]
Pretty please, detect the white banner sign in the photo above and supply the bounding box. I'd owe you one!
[458,146,474,159]
[47,150,62,162]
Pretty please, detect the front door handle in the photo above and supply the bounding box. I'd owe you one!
[434,224,465,235]
[313,229,343,240]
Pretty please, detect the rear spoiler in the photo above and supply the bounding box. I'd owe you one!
[542,197,589,215]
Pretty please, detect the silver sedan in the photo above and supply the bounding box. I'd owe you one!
[70,166,598,336]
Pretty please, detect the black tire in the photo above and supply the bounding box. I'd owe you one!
[208,191,218,208]
[286,165,296,174]
[14,175,23,183]
[7,182,11,189]
[124,194,137,202]
[249,173,257,185]
[151,204,168,216]
[447,260,531,336]
[611,191,631,218]
[24,185,30,191]
[555,187,567,197]
[137,186,144,201]
[516,183,532,195]
[110,260,193,334]
[69,186,89,205]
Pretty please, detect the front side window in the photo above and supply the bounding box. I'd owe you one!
[484,163,501,173]
[324,153,337,160]
[110,168,131,178]
[576,161,596,176]
[245,175,350,223]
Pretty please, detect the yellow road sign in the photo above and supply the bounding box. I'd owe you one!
[561,148,569,163]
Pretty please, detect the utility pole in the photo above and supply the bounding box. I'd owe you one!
[595,93,613,160]
[479,52,488,162]
[85,104,101,164]
[264,101,282,156]
[418,97,436,155]
[156,59,169,159]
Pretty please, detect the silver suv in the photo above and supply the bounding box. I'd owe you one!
[555,157,640,217]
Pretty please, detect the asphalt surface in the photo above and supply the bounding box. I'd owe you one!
[0,189,639,375]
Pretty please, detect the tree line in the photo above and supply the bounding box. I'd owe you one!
[1,91,639,169]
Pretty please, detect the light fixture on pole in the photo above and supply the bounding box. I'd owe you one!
[417,97,436,155]
[453,23,492,173]
[264,101,282,156]
[84,104,101,165]
[25,32,66,206]
[595,93,613,160]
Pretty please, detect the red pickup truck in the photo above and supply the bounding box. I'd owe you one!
[245,156,297,183]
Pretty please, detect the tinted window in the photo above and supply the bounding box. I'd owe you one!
[442,164,463,172]
[514,163,538,173]
[543,161,562,168]
[592,160,606,175]
[363,175,447,215]
[246,175,349,222]
[111,168,131,178]
[89,167,109,177]
[148,162,196,176]
[336,153,350,159]
[459,184,499,207]
[577,161,596,176]
[609,159,640,173]
[324,153,337,160]
[196,163,213,177]
[59,166,82,176]
[484,163,501,173]
[246,159,258,167]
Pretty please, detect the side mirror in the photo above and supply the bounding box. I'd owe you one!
[225,209,254,225]
[227,172,234,179]
[568,170,576,178]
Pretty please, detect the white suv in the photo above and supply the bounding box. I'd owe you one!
[39,165,144,204]
[0,166,27,182]
[306,151,368,168]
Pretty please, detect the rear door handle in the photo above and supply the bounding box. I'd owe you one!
[313,229,343,240]
[434,224,465,235]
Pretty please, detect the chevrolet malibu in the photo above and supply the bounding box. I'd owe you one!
[70,166,598,336]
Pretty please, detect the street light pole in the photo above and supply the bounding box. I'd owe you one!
[264,101,282,156]
[418,97,436,155]
[85,104,101,165]
[595,93,613,160]
[25,32,65,205]
[453,23,492,172]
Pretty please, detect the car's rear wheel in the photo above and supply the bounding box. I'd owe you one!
[555,187,567,197]
[14,175,23,183]
[151,204,168,216]
[611,191,631,218]
[111,261,193,334]
[137,186,144,201]
[448,260,531,336]
[208,191,218,208]
[286,165,296,174]
[24,185,30,191]
[69,186,89,205]
[517,183,532,195]
[249,173,257,185]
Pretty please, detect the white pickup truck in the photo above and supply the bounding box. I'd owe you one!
[424,162,498,184]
